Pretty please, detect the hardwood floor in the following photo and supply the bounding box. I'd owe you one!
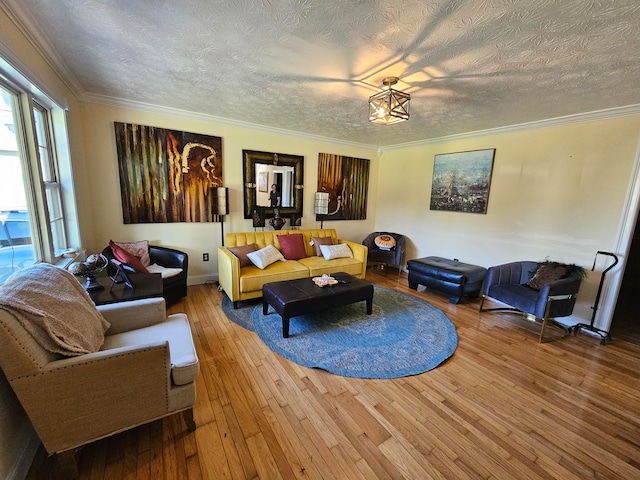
[33,268,640,479]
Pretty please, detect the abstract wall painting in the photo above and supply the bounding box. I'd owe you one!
[430,148,495,214]
[114,122,223,223]
[316,153,370,222]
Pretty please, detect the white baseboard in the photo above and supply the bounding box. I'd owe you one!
[187,274,219,286]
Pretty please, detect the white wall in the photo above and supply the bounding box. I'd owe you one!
[375,116,640,329]
[80,103,378,284]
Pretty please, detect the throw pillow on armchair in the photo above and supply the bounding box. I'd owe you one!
[109,240,149,273]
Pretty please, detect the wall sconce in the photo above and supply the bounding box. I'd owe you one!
[314,192,329,229]
[211,186,229,246]
[368,77,410,125]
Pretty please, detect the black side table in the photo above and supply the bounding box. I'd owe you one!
[89,273,163,306]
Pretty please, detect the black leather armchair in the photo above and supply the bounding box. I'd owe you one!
[102,245,188,306]
[479,261,584,342]
[362,232,406,273]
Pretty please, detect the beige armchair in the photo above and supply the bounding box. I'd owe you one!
[0,265,199,476]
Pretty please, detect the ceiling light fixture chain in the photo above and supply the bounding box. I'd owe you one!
[368,76,410,125]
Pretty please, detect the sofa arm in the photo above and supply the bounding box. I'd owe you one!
[533,277,582,319]
[99,297,167,335]
[13,342,171,453]
[218,246,241,301]
[341,239,368,279]
[150,246,188,269]
[541,277,582,296]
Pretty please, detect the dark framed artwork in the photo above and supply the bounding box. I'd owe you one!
[242,150,304,220]
[114,123,223,223]
[430,148,495,214]
[316,153,370,222]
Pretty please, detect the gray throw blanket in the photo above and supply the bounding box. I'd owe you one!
[0,263,110,356]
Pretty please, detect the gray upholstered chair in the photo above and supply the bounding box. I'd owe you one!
[362,232,406,276]
[479,260,585,342]
[0,264,198,476]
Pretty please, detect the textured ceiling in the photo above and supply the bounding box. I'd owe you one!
[3,0,640,147]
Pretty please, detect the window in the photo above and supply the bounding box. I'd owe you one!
[0,64,79,283]
[33,102,67,255]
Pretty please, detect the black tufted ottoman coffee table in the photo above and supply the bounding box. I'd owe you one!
[407,256,487,304]
[262,272,374,338]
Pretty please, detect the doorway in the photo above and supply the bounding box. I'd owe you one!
[610,213,640,344]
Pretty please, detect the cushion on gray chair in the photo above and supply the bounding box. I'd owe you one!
[362,232,406,268]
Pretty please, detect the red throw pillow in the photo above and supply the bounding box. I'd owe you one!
[113,240,150,267]
[277,234,308,260]
[109,240,149,273]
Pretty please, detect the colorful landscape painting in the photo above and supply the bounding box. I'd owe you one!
[114,122,223,223]
[430,149,496,214]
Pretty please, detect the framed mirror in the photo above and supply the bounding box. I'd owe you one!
[242,150,304,219]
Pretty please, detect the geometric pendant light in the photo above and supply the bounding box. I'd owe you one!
[368,77,410,125]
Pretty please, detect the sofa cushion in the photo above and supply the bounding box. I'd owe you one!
[488,284,539,314]
[320,243,353,260]
[298,256,363,278]
[277,234,307,260]
[310,236,335,256]
[109,240,149,273]
[146,264,183,279]
[246,245,285,269]
[227,243,258,267]
[239,261,309,293]
[101,313,198,385]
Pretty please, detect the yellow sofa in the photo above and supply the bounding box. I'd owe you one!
[218,229,368,308]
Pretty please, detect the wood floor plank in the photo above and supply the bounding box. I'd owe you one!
[245,432,285,480]
[261,398,327,480]
[194,420,231,480]
[30,268,640,479]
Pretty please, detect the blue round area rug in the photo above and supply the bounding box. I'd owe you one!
[223,285,458,379]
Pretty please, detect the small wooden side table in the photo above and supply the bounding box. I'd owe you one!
[89,273,163,306]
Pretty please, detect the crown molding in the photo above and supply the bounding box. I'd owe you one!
[0,36,69,110]
[381,104,640,152]
[1,0,86,99]
[85,92,640,156]
[82,92,379,151]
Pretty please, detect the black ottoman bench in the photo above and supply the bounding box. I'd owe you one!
[407,256,487,304]
[262,272,374,338]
